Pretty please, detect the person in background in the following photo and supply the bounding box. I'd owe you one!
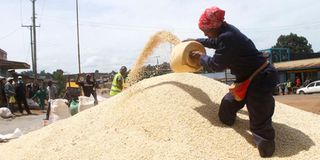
[4,77,16,114]
[286,79,292,94]
[295,76,301,88]
[7,69,17,79]
[32,86,47,111]
[280,82,286,95]
[109,66,127,96]
[31,83,39,98]
[76,73,98,105]
[44,80,58,120]
[187,6,278,157]
[0,76,7,107]
[15,76,32,115]
[303,77,311,87]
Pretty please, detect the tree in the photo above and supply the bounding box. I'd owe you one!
[52,69,66,97]
[20,70,34,77]
[273,33,313,54]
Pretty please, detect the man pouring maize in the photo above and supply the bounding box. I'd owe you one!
[187,6,278,157]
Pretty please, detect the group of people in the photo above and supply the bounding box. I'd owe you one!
[0,75,59,119]
[71,66,128,103]
[0,65,128,120]
[279,76,310,95]
[0,76,32,115]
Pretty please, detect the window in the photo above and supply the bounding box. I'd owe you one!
[316,82,320,86]
[308,83,315,87]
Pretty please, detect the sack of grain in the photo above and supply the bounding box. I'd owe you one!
[49,99,71,123]
[69,100,79,116]
[0,107,14,119]
[78,95,107,113]
[27,98,39,108]
[0,128,22,142]
[78,96,95,112]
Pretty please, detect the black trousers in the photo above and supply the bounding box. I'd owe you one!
[218,64,278,156]
[45,101,51,120]
[16,97,31,114]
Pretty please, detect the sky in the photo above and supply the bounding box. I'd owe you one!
[0,0,319,74]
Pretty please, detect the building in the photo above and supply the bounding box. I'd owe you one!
[274,57,320,84]
[261,48,320,84]
[0,48,30,77]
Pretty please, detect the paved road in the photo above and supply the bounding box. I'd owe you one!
[0,111,45,135]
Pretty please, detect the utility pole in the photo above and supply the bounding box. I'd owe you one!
[155,56,160,66]
[22,25,39,77]
[31,0,39,80]
[22,0,39,81]
[21,25,34,73]
[76,0,81,74]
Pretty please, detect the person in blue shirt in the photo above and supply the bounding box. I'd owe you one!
[188,6,278,157]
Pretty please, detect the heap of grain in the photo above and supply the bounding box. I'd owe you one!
[1,31,319,160]
[0,73,319,160]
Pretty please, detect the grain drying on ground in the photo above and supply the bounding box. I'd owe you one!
[0,73,319,160]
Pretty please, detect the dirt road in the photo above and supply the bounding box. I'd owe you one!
[0,110,44,135]
[274,93,320,115]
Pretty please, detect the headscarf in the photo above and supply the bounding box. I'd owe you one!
[198,6,225,31]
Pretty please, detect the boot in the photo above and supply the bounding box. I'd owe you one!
[253,133,275,157]
[257,140,275,157]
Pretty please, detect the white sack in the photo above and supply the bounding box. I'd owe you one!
[0,128,22,142]
[0,107,14,119]
[27,98,39,108]
[49,99,71,123]
[78,96,95,112]
[78,95,107,113]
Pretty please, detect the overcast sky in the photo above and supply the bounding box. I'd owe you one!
[1,0,319,74]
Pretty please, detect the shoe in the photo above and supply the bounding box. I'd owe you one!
[253,133,275,157]
[257,140,275,157]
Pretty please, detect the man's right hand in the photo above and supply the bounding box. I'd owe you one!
[189,51,203,65]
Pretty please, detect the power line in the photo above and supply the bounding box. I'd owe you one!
[0,27,22,40]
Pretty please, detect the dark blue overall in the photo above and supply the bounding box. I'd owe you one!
[196,23,278,157]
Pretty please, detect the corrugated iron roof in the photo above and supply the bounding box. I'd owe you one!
[273,58,320,71]
[0,59,30,69]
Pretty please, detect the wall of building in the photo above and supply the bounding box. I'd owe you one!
[0,48,7,60]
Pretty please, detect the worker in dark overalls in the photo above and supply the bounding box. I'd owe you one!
[188,6,278,157]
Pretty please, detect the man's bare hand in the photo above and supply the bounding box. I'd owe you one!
[189,51,203,65]
[189,51,202,59]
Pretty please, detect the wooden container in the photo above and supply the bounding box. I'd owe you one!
[170,41,206,73]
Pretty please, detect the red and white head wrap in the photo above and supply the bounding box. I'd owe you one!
[198,6,225,31]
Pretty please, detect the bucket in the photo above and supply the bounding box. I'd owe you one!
[170,41,206,73]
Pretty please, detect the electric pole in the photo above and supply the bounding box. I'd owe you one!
[21,25,34,73]
[76,0,81,74]
[31,0,38,80]
[22,25,39,77]
[155,56,160,66]
[22,0,39,81]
